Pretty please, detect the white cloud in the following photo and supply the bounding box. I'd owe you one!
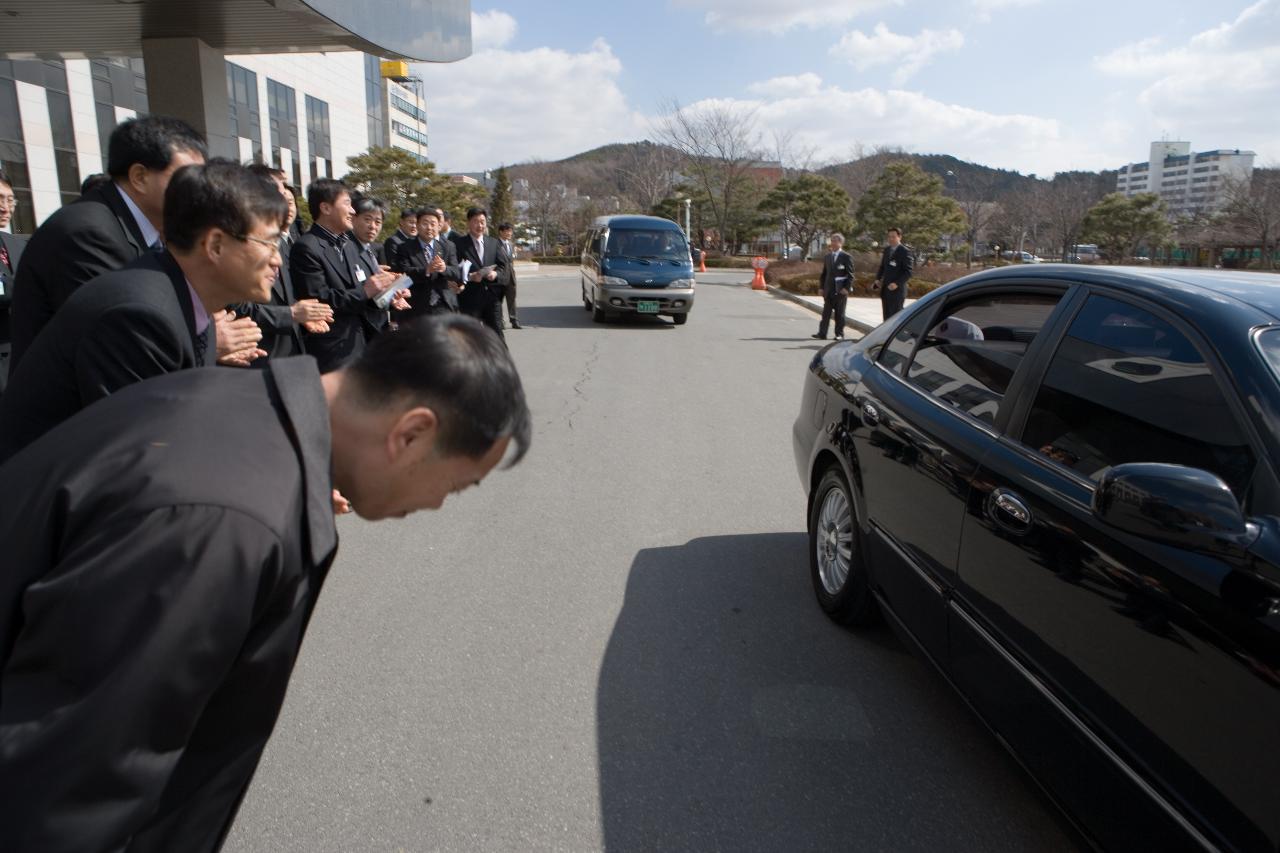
[414,26,646,171]
[972,0,1042,22]
[832,23,964,84]
[677,76,1117,175]
[471,9,518,51]
[1093,0,1280,160]
[672,0,894,32]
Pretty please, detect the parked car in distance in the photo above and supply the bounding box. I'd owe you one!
[793,264,1280,852]
[1001,250,1043,263]
[581,215,696,326]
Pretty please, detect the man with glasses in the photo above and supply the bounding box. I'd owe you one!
[0,171,27,394]
[0,160,285,463]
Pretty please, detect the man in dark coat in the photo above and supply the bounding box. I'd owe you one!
[290,179,397,372]
[811,232,854,340]
[383,207,418,264]
[8,115,207,370]
[0,170,27,394]
[232,165,332,361]
[874,227,913,321]
[0,315,531,853]
[350,194,401,340]
[498,222,521,329]
[397,208,462,318]
[452,206,510,340]
[0,160,285,463]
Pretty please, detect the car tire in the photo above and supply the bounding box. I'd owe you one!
[592,303,606,323]
[808,466,876,626]
[671,313,688,326]
[582,280,592,311]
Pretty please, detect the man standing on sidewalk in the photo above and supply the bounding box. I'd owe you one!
[498,222,520,329]
[812,233,853,340]
[874,227,912,321]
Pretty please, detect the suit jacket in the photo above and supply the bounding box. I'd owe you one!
[9,182,150,371]
[396,236,462,315]
[0,356,338,853]
[290,224,381,373]
[384,229,414,266]
[501,239,518,289]
[451,231,509,313]
[818,249,854,299]
[0,250,210,464]
[235,234,305,361]
[352,237,390,336]
[877,244,913,290]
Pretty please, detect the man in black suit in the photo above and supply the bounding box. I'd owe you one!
[350,194,403,340]
[290,179,399,373]
[384,207,418,263]
[397,208,462,318]
[812,232,854,340]
[452,206,510,340]
[0,171,28,394]
[233,164,332,361]
[498,222,521,329]
[874,227,913,321]
[0,315,531,853]
[8,115,207,370]
[0,160,285,463]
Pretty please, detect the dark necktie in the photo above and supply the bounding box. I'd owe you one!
[0,243,9,271]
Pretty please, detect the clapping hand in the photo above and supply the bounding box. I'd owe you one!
[213,310,266,366]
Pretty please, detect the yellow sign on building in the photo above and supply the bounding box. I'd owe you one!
[380,60,410,81]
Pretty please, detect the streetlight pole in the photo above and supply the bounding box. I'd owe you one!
[683,197,691,240]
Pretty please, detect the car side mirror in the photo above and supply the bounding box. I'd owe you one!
[1093,463,1256,557]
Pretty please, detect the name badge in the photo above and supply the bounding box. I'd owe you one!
[356,267,367,282]
[889,260,897,267]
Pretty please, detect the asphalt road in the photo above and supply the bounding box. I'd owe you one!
[224,269,1083,852]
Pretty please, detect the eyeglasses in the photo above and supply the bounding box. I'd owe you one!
[0,196,17,209]
[237,232,283,255]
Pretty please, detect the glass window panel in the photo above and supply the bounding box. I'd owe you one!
[47,90,76,151]
[0,79,23,143]
[54,148,81,195]
[878,307,931,376]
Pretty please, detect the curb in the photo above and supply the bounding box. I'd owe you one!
[763,285,877,336]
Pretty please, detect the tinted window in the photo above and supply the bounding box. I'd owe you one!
[905,293,1061,424]
[1022,295,1254,496]
[605,228,687,259]
[878,307,931,376]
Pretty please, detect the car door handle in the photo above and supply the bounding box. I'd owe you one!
[862,402,880,427]
[988,489,1033,534]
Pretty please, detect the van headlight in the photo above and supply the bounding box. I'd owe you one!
[669,278,695,289]
[601,276,629,287]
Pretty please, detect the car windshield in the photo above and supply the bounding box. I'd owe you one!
[604,228,688,260]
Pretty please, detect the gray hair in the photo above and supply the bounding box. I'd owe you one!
[830,233,845,243]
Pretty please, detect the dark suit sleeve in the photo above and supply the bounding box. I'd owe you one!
[876,252,887,281]
[23,211,138,314]
[0,506,288,852]
[899,248,914,281]
[71,303,189,406]
[239,301,295,333]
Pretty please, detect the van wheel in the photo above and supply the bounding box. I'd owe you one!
[671,313,688,326]
[592,304,606,323]
[809,466,876,626]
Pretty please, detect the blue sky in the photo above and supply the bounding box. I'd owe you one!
[414,0,1280,176]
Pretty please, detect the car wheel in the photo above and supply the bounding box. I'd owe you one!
[592,303,606,323]
[671,313,688,326]
[809,466,875,625]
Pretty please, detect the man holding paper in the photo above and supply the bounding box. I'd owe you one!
[452,207,509,341]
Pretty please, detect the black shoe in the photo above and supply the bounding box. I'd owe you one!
[835,332,844,339]
[811,333,826,339]
[510,319,522,329]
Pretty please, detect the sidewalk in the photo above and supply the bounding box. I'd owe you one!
[763,284,914,336]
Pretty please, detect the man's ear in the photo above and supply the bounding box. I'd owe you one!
[202,228,227,262]
[387,406,439,462]
[126,163,150,196]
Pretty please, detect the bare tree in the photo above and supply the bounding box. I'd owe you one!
[1043,172,1104,262]
[614,141,680,213]
[519,160,570,255]
[954,170,1001,266]
[1220,168,1280,269]
[655,100,766,253]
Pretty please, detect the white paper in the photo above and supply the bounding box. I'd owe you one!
[460,259,472,281]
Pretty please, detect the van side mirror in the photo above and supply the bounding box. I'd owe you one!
[1093,463,1255,556]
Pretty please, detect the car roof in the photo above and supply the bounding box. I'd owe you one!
[594,215,683,230]
[956,264,1280,323]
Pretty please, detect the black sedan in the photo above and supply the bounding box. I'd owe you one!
[792,265,1280,852]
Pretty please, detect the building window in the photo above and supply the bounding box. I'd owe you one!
[39,63,80,205]
[0,72,35,234]
[392,120,428,147]
[266,79,298,153]
[90,58,148,162]
[226,62,263,162]
[364,54,385,149]
[389,91,427,124]
[305,95,330,160]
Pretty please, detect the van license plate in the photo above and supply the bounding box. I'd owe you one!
[636,301,659,313]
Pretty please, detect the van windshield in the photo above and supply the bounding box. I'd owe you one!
[604,228,689,261]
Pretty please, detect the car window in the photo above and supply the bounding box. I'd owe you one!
[902,293,1062,424]
[1021,294,1255,497]
[878,308,932,376]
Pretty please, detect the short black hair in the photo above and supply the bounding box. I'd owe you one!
[416,208,439,221]
[498,223,513,232]
[887,227,902,236]
[348,315,531,467]
[79,173,111,196]
[106,115,207,180]
[400,208,417,220]
[352,195,388,217]
[307,178,350,218]
[163,159,288,251]
[466,207,488,221]
[247,162,286,182]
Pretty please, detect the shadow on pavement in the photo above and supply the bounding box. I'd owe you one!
[516,306,677,330]
[596,533,1083,853]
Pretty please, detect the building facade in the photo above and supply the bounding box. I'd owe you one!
[1116,141,1255,218]
[0,51,430,232]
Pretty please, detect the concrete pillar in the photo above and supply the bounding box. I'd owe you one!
[140,37,236,159]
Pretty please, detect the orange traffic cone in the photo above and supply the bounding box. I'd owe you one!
[699,251,707,273]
